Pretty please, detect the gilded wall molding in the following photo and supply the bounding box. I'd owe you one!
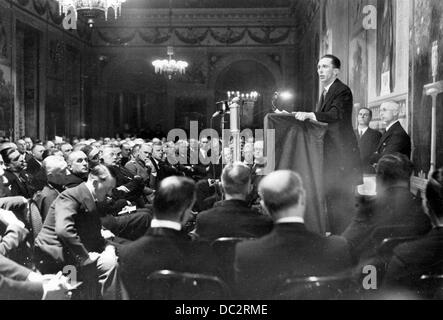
[94,26,295,46]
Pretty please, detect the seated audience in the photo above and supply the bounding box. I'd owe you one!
[194,162,273,242]
[81,145,101,169]
[35,165,118,297]
[101,146,144,203]
[148,142,180,190]
[1,147,33,198]
[342,153,431,262]
[64,151,89,188]
[16,139,27,156]
[120,143,132,167]
[125,143,153,192]
[60,143,73,160]
[383,167,443,292]
[33,156,69,220]
[234,170,352,299]
[118,176,217,300]
[27,144,45,175]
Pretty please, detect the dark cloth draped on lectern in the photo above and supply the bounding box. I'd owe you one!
[264,114,328,235]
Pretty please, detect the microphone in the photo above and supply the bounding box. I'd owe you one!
[212,100,229,118]
[212,110,230,118]
[212,111,221,118]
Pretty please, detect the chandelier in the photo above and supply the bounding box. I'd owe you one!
[151,0,189,79]
[57,0,126,22]
[152,46,189,80]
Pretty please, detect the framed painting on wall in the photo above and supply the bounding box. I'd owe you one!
[376,0,396,96]
[349,31,368,115]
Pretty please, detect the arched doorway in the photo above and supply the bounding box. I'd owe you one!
[214,60,276,129]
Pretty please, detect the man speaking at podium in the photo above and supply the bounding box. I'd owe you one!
[293,54,361,234]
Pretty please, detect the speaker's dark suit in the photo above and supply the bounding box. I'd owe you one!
[195,199,273,242]
[313,79,362,234]
[314,79,361,184]
[369,121,411,165]
[118,227,218,299]
[35,182,106,268]
[383,227,443,290]
[355,127,382,174]
[234,222,352,299]
[0,254,43,300]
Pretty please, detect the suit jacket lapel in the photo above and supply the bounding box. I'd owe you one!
[78,183,97,214]
[377,126,394,152]
[319,79,340,112]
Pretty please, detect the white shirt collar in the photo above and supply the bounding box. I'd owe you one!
[358,126,369,136]
[150,219,182,231]
[323,80,335,93]
[275,217,304,224]
[385,119,399,132]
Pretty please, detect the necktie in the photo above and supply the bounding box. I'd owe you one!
[317,89,327,112]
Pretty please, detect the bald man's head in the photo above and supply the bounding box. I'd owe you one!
[258,170,305,218]
[153,176,196,221]
[221,162,251,198]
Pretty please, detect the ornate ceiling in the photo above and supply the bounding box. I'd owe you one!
[124,0,293,9]
[91,0,320,47]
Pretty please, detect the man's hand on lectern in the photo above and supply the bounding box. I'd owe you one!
[294,112,316,121]
[274,109,289,114]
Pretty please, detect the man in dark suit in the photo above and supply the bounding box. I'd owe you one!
[118,176,217,300]
[26,144,45,175]
[33,156,69,220]
[369,101,411,166]
[294,54,361,234]
[148,142,180,190]
[101,146,145,203]
[234,170,352,299]
[35,165,118,296]
[64,151,89,188]
[194,162,273,242]
[1,147,33,199]
[99,146,152,240]
[342,153,431,263]
[383,167,443,293]
[355,107,382,174]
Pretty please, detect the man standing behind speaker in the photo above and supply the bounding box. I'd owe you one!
[355,107,382,174]
[293,54,361,234]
